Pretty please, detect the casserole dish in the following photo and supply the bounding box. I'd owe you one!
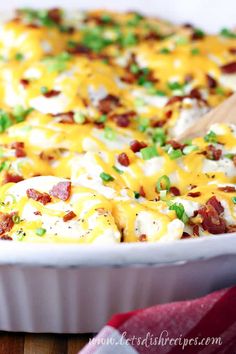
[0,0,236,333]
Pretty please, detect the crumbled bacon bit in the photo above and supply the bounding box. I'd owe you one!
[206,74,217,89]
[34,211,42,216]
[0,234,13,240]
[94,121,105,129]
[144,32,162,41]
[226,224,236,233]
[49,181,71,201]
[187,191,201,197]
[206,145,222,161]
[166,140,185,150]
[98,94,120,114]
[165,96,183,106]
[63,211,76,222]
[193,224,200,236]
[151,119,167,128]
[112,113,130,127]
[39,151,54,161]
[221,61,236,74]
[68,44,91,55]
[165,110,173,119]
[130,140,147,153]
[20,79,30,88]
[218,186,236,193]
[198,204,226,234]
[229,48,236,55]
[53,112,74,124]
[118,153,130,166]
[3,173,24,184]
[189,88,202,100]
[10,142,26,158]
[139,234,147,242]
[181,232,191,239]
[0,213,14,235]
[206,196,224,215]
[191,30,205,40]
[139,186,146,198]
[47,8,62,24]
[169,186,180,196]
[26,189,51,205]
[43,90,61,98]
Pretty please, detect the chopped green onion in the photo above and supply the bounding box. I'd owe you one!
[160,47,170,54]
[0,161,10,173]
[140,146,158,160]
[100,172,114,182]
[35,227,46,236]
[67,40,77,48]
[112,165,124,174]
[43,52,72,72]
[138,117,149,132]
[175,36,189,45]
[134,97,145,107]
[101,14,112,23]
[220,28,236,38]
[169,202,189,223]
[12,215,21,224]
[191,48,200,55]
[152,128,166,146]
[134,191,140,199]
[156,175,171,192]
[168,149,183,160]
[155,90,167,96]
[13,106,33,123]
[193,28,205,38]
[98,114,107,123]
[183,145,199,154]
[0,110,12,133]
[120,33,138,47]
[215,87,225,95]
[74,112,85,124]
[15,53,24,61]
[127,13,143,26]
[167,81,183,90]
[224,153,234,160]
[204,131,218,143]
[40,86,49,94]
[232,196,236,204]
[130,64,140,74]
[104,126,115,140]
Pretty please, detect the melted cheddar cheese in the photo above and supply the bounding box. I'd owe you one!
[0,8,235,243]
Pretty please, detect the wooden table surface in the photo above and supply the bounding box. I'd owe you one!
[0,332,92,354]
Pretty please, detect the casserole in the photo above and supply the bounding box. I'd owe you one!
[0,0,236,333]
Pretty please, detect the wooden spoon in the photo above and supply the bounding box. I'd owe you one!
[177,93,236,141]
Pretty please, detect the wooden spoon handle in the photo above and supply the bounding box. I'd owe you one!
[178,93,236,141]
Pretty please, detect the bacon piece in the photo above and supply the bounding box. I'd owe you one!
[165,110,173,119]
[206,145,222,161]
[145,32,162,41]
[94,121,105,129]
[218,186,236,193]
[49,181,71,201]
[53,112,74,124]
[3,173,24,184]
[0,213,14,235]
[165,96,183,106]
[98,95,120,114]
[206,196,224,214]
[181,232,191,239]
[189,88,202,100]
[130,140,147,153]
[26,189,51,205]
[139,234,147,242]
[166,140,184,150]
[118,153,130,166]
[20,79,30,88]
[151,119,167,127]
[206,74,217,89]
[0,234,13,240]
[229,48,236,55]
[10,142,26,158]
[221,62,236,74]
[187,191,201,197]
[139,186,146,198]
[43,90,61,98]
[198,204,226,234]
[112,112,135,128]
[47,8,62,24]
[192,224,199,236]
[68,44,91,55]
[34,211,42,216]
[63,211,76,222]
[169,186,180,196]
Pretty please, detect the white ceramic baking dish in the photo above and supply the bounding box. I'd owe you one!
[0,0,236,333]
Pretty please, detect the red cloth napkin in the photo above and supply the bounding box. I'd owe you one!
[80,286,236,354]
